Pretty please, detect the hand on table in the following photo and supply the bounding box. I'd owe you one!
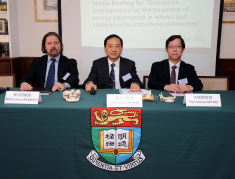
[85,82,97,92]
[179,84,192,92]
[164,84,180,93]
[130,83,142,92]
[20,82,33,91]
[52,82,66,92]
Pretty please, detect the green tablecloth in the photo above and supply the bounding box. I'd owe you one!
[0,88,235,179]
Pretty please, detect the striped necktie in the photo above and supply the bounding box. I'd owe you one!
[170,65,177,84]
[109,63,115,89]
[46,58,56,88]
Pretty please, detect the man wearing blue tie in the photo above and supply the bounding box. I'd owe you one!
[20,32,79,92]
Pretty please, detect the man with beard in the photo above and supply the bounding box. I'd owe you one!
[20,32,79,91]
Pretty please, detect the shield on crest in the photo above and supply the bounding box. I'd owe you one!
[91,108,142,164]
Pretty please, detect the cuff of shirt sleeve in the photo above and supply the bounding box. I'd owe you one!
[63,82,71,89]
[131,82,139,87]
[20,82,26,87]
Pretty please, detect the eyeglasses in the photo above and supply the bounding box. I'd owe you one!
[168,45,182,49]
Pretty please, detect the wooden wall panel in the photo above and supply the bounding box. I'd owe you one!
[0,58,11,74]
[0,57,36,87]
[20,57,36,79]
[0,58,21,87]
[11,58,21,87]
[219,59,235,90]
[20,57,37,87]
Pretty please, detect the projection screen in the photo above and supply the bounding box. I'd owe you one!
[59,0,223,85]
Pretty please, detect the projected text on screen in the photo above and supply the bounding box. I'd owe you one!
[81,0,214,48]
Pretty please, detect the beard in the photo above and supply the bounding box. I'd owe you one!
[47,48,60,58]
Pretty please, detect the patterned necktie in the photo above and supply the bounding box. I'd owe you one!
[109,63,115,89]
[46,59,56,88]
[170,65,177,84]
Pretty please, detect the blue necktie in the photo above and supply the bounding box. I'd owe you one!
[110,63,115,89]
[46,59,56,88]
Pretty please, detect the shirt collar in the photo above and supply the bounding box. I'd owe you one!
[107,57,120,68]
[47,54,60,62]
[169,59,181,69]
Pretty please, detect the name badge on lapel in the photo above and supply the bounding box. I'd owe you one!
[122,73,132,82]
[178,78,188,85]
[63,72,70,80]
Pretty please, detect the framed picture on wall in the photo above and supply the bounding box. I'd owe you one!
[223,0,235,23]
[0,0,7,11]
[0,18,8,35]
[34,0,58,22]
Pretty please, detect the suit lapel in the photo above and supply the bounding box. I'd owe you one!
[41,55,48,84]
[119,57,126,86]
[58,55,66,81]
[178,61,186,81]
[101,57,110,87]
[163,59,170,84]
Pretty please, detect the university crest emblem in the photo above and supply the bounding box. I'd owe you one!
[87,108,145,171]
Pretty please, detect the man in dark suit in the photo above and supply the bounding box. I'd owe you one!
[83,34,143,92]
[20,32,79,91]
[148,35,202,92]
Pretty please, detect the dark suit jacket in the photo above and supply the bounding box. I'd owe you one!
[83,57,143,89]
[21,55,79,88]
[148,59,203,91]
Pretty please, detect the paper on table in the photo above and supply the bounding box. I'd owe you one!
[169,91,193,96]
[120,89,151,96]
[40,92,51,95]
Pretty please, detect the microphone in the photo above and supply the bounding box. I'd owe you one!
[90,88,96,95]
[0,87,9,94]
